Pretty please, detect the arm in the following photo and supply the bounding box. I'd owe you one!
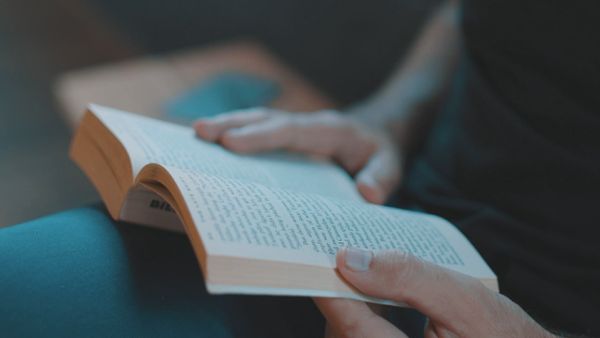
[350,0,462,150]
[194,0,461,204]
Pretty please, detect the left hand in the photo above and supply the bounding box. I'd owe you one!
[194,108,402,204]
[315,248,555,338]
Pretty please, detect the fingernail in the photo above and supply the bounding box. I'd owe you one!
[344,248,373,271]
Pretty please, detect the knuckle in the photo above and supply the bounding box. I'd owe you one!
[455,279,508,334]
[338,321,363,338]
[336,313,377,338]
[222,134,249,153]
[280,117,301,146]
[320,112,363,147]
[222,140,245,153]
[388,252,422,300]
[363,137,379,157]
[317,110,352,129]
[287,115,323,149]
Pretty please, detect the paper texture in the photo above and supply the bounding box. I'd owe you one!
[91,104,361,202]
[89,104,495,282]
[167,166,495,279]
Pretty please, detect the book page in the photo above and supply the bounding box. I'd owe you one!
[120,185,184,232]
[164,166,495,280]
[91,104,361,202]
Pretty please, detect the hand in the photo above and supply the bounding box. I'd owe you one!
[315,248,555,338]
[194,108,402,204]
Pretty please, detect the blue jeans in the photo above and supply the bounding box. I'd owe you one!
[0,205,424,337]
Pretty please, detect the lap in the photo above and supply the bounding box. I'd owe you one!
[0,205,324,337]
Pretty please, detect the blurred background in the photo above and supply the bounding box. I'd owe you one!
[0,0,439,227]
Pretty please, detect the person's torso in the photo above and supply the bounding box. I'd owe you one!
[404,0,600,334]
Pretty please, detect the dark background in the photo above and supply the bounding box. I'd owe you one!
[0,0,439,226]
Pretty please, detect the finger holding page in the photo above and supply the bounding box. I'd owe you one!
[335,248,555,338]
[336,248,485,331]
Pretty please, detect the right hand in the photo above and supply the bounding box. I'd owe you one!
[194,108,403,204]
[315,248,555,338]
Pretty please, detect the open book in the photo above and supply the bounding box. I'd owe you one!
[70,104,498,305]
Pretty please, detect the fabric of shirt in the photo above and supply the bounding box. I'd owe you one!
[402,1,600,335]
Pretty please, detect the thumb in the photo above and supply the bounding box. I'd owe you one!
[355,145,401,205]
[336,248,486,330]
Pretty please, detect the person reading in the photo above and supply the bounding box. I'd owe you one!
[1,0,598,336]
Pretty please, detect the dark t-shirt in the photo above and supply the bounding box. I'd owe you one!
[402,1,600,335]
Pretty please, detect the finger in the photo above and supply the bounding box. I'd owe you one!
[314,298,407,338]
[193,108,270,141]
[336,248,489,331]
[221,114,348,155]
[354,144,401,204]
[220,117,296,153]
[424,320,458,338]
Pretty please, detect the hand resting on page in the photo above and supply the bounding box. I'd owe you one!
[194,108,402,204]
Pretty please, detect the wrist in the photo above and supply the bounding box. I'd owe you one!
[346,101,413,153]
[345,91,413,127]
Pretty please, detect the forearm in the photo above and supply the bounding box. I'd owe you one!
[350,0,461,148]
